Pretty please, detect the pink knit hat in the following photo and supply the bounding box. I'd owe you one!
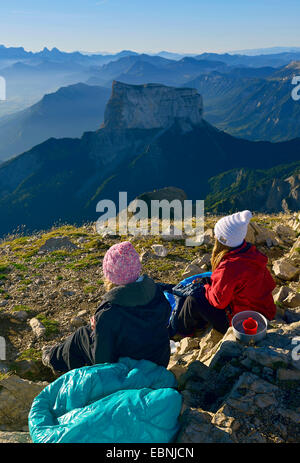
[102,241,142,285]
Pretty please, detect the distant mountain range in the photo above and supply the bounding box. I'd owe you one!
[2,43,300,118]
[0,83,110,163]
[86,54,227,87]
[0,81,299,236]
[185,61,300,142]
[229,47,300,56]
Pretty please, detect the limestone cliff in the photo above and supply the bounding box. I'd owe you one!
[102,81,203,131]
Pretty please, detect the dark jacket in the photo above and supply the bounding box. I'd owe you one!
[93,275,172,368]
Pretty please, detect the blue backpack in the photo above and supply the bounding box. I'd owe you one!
[163,272,212,337]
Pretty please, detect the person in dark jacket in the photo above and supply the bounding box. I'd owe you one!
[42,241,172,373]
[176,210,276,336]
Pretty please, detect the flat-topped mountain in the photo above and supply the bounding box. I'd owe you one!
[102,81,203,131]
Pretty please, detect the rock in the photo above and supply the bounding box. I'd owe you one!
[0,431,32,443]
[182,263,205,279]
[0,300,8,307]
[177,337,200,355]
[278,408,300,424]
[277,368,300,381]
[62,289,76,297]
[0,375,47,431]
[39,237,78,253]
[140,250,154,262]
[13,359,45,381]
[255,393,277,409]
[245,346,289,369]
[29,318,46,338]
[197,328,224,365]
[246,222,278,247]
[70,316,85,328]
[103,81,203,132]
[77,309,88,317]
[272,259,299,281]
[151,244,168,257]
[167,351,199,381]
[284,307,300,324]
[208,328,243,369]
[203,229,214,245]
[176,408,233,443]
[283,291,300,308]
[289,236,300,256]
[12,310,29,322]
[177,361,210,389]
[273,286,292,304]
[273,224,296,240]
[191,254,211,267]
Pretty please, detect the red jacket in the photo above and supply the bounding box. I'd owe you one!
[204,241,276,323]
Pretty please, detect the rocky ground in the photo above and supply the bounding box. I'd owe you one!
[0,213,299,443]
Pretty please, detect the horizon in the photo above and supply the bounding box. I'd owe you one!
[1,43,300,57]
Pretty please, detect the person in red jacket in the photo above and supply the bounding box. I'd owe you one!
[176,210,276,335]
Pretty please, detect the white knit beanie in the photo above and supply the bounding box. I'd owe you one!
[214,210,252,248]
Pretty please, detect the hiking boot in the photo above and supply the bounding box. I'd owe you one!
[42,345,62,376]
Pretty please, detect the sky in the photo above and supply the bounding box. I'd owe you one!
[0,0,300,54]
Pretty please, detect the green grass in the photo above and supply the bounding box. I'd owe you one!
[83,285,97,294]
[36,314,59,338]
[65,253,103,270]
[11,263,28,272]
[0,264,10,273]
[0,372,11,381]
[12,304,32,313]
[17,348,42,361]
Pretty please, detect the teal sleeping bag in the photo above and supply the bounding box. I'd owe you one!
[28,357,182,443]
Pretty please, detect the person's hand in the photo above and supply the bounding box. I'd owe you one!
[90,315,96,331]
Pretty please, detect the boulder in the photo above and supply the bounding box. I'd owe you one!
[177,337,200,355]
[182,263,205,279]
[29,318,46,338]
[151,244,168,257]
[273,224,296,240]
[70,316,85,328]
[176,407,234,443]
[246,222,278,247]
[272,259,299,281]
[197,328,224,365]
[39,237,78,253]
[277,368,300,381]
[12,310,29,322]
[0,374,47,431]
[282,290,300,308]
[191,254,211,267]
[0,432,32,443]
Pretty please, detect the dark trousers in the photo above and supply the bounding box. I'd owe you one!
[50,325,95,372]
[176,287,230,335]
